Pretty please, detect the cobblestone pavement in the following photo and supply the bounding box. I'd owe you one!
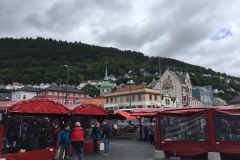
[72,138,156,160]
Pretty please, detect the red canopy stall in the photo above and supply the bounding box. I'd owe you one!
[0,98,69,160]
[66,103,108,154]
[152,106,240,159]
[107,110,136,120]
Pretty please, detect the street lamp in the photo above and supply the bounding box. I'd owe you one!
[64,65,70,105]
[127,80,135,108]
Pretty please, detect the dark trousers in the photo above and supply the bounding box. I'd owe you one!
[144,132,148,142]
[93,140,98,153]
[149,135,155,145]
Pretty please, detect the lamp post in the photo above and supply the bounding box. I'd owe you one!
[127,80,135,109]
[64,65,70,105]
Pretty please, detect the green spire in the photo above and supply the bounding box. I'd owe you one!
[100,65,112,87]
[104,65,108,81]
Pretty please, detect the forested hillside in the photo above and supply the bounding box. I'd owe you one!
[0,37,239,101]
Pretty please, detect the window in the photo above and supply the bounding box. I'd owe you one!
[54,92,57,95]
[183,96,186,102]
[114,97,117,103]
[48,91,52,95]
[132,95,135,101]
[59,92,63,96]
[138,94,141,101]
[188,97,191,103]
[165,99,170,105]
[69,100,73,104]
[149,94,152,100]
[81,94,84,97]
[16,95,17,99]
[147,105,151,108]
[214,115,240,141]
[18,95,20,99]
[137,105,142,108]
[110,98,113,103]
[58,99,62,104]
[23,95,26,99]
[70,93,73,96]
[126,96,129,102]
[162,96,164,100]
[162,114,208,141]
[106,98,109,103]
[119,106,124,109]
[2,115,58,154]
[63,99,66,105]
[53,98,57,102]
[120,97,123,103]
[155,95,157,100]
[75,93,79,97]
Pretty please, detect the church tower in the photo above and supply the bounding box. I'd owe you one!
[100,65,112,97]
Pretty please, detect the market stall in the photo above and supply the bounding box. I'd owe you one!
[0,98,69,160]
[154,106,240,159]
[66,103,108,154]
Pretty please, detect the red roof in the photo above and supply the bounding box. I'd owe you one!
[192,96,200,102]
[114,84,148,93]
[0,98,69,114]
[66,103,108,116]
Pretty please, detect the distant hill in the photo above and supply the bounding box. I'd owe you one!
[0,37,239,101]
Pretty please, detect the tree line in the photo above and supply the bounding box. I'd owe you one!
[0,37,239,101]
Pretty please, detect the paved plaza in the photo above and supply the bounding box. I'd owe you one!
[76,139,156,160]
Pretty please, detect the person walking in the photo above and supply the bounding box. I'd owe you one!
[143,125,149,142]
[91,122,101,154]
[149,123,155,145]
[58,124,71,160]
[70,122,86,160]
[101,122,111,155]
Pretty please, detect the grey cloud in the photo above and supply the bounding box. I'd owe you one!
[1,0,240,77]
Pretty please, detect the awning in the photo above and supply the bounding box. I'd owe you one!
[130,108,164,117]
[66,103,108,116]
[0,98,69,114]
[107,110,136,120]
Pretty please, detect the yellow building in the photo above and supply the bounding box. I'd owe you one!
[104,84,161,110]
[191,96,201,107]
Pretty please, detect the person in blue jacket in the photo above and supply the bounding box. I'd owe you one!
[92,122,101,154]
[58,124,72,160]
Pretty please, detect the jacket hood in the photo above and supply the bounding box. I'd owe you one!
[73,126,84,131]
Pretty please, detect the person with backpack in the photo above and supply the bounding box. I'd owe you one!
[58,124,71,160]
[70,122,86,160]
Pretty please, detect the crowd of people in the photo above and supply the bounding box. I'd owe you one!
[2,116,58,154]
[58,121,111,160]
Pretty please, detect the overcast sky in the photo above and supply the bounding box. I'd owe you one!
[1,0,240,77]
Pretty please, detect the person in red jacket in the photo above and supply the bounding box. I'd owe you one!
[70,122,86,160]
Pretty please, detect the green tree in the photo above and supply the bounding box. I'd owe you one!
[81,84,100,97]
